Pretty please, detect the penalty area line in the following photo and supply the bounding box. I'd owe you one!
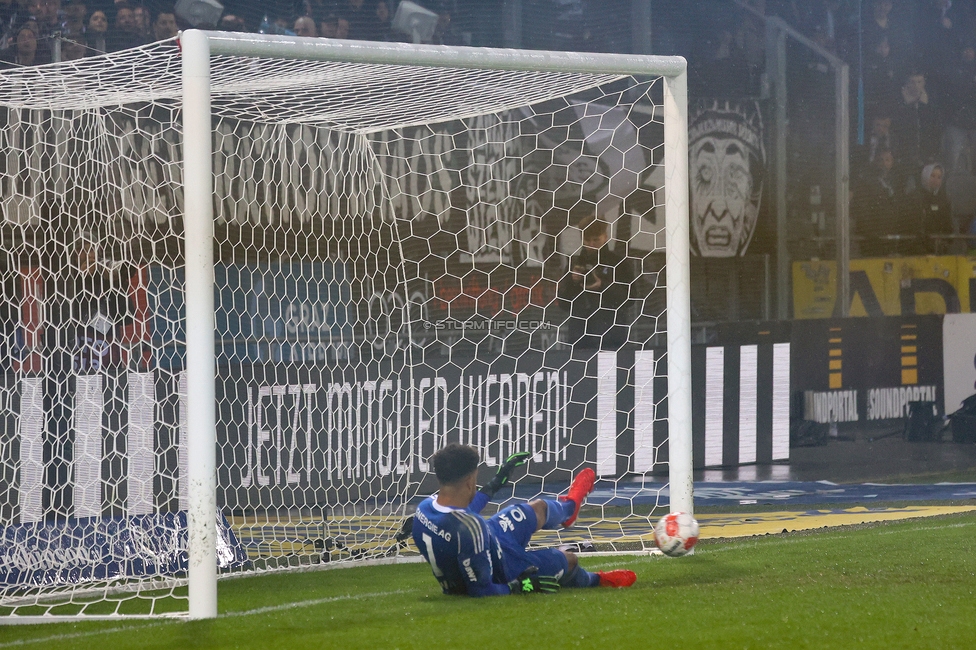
[703,520,976,554]
[0,590,408,648]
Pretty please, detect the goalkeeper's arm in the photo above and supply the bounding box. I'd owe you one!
[480,451,531,499]
[461,551,559,597]
[457,535,516,597]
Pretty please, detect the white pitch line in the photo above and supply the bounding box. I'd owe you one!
[0,590,408,648]
[223,589,407,618]
[0,622,168,649]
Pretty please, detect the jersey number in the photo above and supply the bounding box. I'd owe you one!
[421,533,444,578]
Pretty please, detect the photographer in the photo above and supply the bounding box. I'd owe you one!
[558,215,633,349]
[48,236,134,375]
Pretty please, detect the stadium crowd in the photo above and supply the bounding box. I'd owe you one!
[678,0,976,253]
[790,0,976,254]
[1,0,975,253]
[0,0,463,67]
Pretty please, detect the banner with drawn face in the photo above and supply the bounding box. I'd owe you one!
[689,100,765,257]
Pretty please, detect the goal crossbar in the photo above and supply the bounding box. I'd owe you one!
[199,31,688,77]
[169,30,691,621]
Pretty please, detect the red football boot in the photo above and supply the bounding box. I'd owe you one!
[597,570,637,588]
[558,468,596,527]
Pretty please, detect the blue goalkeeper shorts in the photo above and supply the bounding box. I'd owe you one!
[487,504,570,582]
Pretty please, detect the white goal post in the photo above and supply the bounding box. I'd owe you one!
[179,30,691,620]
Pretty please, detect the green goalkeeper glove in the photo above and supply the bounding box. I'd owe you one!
[480,451,531,498]
[508,567,560,595]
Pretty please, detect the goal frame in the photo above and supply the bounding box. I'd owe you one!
[180,29,691,620]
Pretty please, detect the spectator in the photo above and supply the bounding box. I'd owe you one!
[87,9,107,53]
[433,1,463,46]
[63,0,86,37]
[336,15,349,40]
[25,0,60,63]
[863,0,893,45]
[870,114,895,160]
[272,15,295,34]
[2,21,38,67]
[153,8,177,42]
[219,14,247,32]
[61,33,86,60]
[117,4,141,39]
[320,13,349,39]
[909,162,954,252]
[557,215,633,349]
[105,5,143,51]
[857,113,897,179]
[132,4,151,41]
[61,0,86,61]
[862,36,903,118]
[340,0,373,40]
[319,13,335,37]
[61,237,134,373]
[305,0,332,19]
[373,0,392,41]
[942,43,976,178]
[853,149,907,256]
[892,71,942,180]
[27,0,59,33]
[293,14,317,37]
[863,0,910,71]
[0,0,26,50]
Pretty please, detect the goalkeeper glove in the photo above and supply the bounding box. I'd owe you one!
[480,451,531,498]
[394,516,414,543]
[508,567,560,595]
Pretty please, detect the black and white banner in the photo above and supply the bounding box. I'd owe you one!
[1,371,186,525]
[1,344,792,524]
[693,343,791,467]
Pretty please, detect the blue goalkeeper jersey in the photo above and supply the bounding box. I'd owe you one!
[412,492,511,597]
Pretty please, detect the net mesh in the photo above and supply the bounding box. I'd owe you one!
[0,39,673,618]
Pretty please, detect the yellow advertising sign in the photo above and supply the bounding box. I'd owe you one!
[793,256,976,319]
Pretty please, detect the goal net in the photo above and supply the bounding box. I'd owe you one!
[0,34,689,620]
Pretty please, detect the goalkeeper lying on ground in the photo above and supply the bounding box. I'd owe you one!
[411,443,637,596]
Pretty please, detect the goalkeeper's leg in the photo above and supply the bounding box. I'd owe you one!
[489,503,636,589]
[526,466,597,530]
[523,549,636,589]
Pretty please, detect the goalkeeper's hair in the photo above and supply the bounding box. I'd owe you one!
[432,443,480,485]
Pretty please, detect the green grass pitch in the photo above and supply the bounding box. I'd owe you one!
[2,511,974,649]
